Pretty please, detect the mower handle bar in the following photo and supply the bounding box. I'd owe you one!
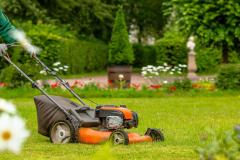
[5,43,86,106]
[32,55,86,106]
[2,54,74,117]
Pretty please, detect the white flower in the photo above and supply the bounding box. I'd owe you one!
[59,67,64,70]
[118,74,124,80]
[147,69,152,72]
[53,62,61,66]
[178,71,182,74]
[170,72,174,75]
[0,114,29,154]
[181,64,187,68]
[157,66,163,70]
[141,71,147,75]
[64,65,69,69]
[147,65,154,68]
[0,99,16,114]
[63,69,68,72]
[163,80,168,84]
[166,67,171,70]
[39,70,47,75]
[152,67,157,71]
[163,63,168,66]
[53,68,59,72]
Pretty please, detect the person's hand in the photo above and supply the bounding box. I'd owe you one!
[23,43,40,57]
[10,29,41,57]
[0,43,7,56]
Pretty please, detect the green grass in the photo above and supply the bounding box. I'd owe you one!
[1,86,240,99]
[1,96,240,160]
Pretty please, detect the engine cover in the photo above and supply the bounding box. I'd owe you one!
[106,116,123,129]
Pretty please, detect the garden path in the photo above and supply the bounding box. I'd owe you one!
[47,74,216,88]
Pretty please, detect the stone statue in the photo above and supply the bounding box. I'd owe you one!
[187,36,198,81]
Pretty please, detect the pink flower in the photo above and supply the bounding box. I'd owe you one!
[150,84,161,89]
[50,82,59,89]
[169,86,177,92]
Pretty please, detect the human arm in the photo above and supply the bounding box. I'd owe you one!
[0,9,16,44]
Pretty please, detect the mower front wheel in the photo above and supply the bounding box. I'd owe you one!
[109,129,129,145]
[145,128,164,142]
[49,120,75,144]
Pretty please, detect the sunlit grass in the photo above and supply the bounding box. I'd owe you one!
[1,96,240,159]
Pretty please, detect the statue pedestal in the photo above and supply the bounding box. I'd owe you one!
[187,52,198,81]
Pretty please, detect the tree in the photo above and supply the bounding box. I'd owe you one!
[1,0,114,41]
[103,0,167,41]
[38,0,114,41]
[166,0,240,63]
[1,0,46,23]
[108,6,134,65]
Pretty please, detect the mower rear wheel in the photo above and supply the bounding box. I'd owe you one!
[49,120,75,144]
[145,128,164,142]
[109,130,129,145]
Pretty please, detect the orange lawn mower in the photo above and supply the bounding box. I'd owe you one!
[2,47,164,145]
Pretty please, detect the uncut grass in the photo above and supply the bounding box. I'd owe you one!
[1,97,240,160]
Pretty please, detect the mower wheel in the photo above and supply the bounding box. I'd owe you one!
[145,128,164,142]
[49,120,75,144]
[109,129,129,145]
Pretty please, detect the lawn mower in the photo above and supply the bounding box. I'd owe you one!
[1,48,164,145]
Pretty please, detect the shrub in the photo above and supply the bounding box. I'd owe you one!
[16,21,109,73]
[133,44,157,67]
[108,6,134,65]
[0,21,109,86]
[59,39,108,73]
[155,30,187,66]
[195,45,222,73]
[216,64,240,90]
[0,62,42,88]
[173,79,192,91]
[229,51,240,64]
[14,21,73,66]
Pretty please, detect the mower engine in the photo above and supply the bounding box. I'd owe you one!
[95,105,138,130]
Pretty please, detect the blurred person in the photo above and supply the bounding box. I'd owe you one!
[0,9,39,56]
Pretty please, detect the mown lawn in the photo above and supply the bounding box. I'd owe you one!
[1,96,240,160]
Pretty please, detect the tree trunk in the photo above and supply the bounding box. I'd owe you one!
[222,42,229,63]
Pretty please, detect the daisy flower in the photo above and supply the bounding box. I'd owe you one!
[0,114,29,154]
[0,99,16,114]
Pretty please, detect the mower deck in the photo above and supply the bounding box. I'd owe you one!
[79,128,152,144]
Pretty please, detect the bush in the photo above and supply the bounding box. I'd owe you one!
[216,64,240,90]
[196,46,222,73]
[0,21,71,87]
[133,44,157,67]
[59,39,108,73]
[108,6,134,65]
[155,30,187,66]
[173,79,192,91]
[0,60,42,88]
[229,51,240,64]
[14,21,73,66]
[15,21,109,73]
[0,21,109,87]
